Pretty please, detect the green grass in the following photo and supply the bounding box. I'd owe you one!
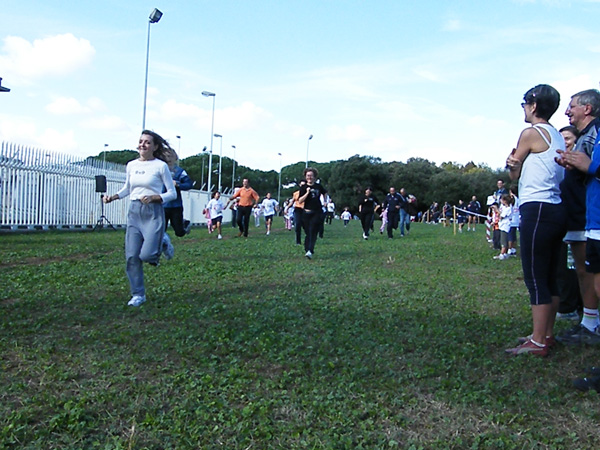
[1,221,599,449]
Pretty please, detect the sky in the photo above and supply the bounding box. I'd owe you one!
[2,0,600,172]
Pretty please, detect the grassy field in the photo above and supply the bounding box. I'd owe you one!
[1,220,599,449]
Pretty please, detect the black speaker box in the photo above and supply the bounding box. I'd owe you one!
[95,175,107,193]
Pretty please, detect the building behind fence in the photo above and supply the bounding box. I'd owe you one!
[0,142,230,230]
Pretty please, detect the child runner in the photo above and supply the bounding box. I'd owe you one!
[341,207,352,227]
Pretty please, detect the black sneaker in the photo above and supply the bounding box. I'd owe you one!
[556,324,600,345]
[585,366,600,375]
[573,375,600,393]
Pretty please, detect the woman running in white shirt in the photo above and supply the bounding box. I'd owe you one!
[103,130,177,307]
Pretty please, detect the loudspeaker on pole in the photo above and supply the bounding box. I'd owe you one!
[95,175,107,193]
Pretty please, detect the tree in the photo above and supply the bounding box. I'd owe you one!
[328,155,389,214]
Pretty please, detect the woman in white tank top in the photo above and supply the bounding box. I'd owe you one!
[505,84,566,357]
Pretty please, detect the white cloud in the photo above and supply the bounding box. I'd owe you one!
[220,102,272,131]
[443,19,462,31]
[38,128,78,152]
[366,137,406,159]
[157,99,271,132]
[160,99,205,121]
[273,121,309,139]
[46,96,108,118]
[412,66,443,83]
[0,116,38,143]
[0,34,95,80]
[80,115,131,132]
[46,97,89,115]
[0,117,80,152]
[327,124,368,142]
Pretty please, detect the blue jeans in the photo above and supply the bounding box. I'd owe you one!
[126,201,165,297]
[399,209,410,235]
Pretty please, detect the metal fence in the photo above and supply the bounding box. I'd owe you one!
[0,142,229,230]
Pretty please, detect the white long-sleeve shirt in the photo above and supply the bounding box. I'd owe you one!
[116,158,176,204]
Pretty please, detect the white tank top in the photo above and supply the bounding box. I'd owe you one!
[518,123,565,205]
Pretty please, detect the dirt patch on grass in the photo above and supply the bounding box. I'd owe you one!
[0,253,105,268]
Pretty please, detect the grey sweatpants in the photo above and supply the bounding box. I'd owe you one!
[125,200,165,297]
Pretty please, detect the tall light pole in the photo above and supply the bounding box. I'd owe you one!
[103,143,108,171]
[202,91,216,192]
[278,152,282,203]
[142,8,163,130]
[231,145,236,190]
[214,133,223,192]
[176,135,181,153]
[200,146,207,190]
[305,134,313,168]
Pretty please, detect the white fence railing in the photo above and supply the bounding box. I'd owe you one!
[0,142,230,230]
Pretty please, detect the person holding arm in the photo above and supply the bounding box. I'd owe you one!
[103,130,177,307]
[554,91,600,344]
[505,84,566,356]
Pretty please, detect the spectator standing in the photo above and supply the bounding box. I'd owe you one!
[494,179,508,204]
[556,90,600,344]
[493,194,513,260]
[467,196,481,231]
[505,84,566,356]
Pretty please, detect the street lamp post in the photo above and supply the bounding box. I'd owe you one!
[305,134,313,168]
[278,152,282,203]
[103,143,108,171]
[214,133,223,192]
[202,91,216,192]
[231,145,236,190]
[142,8,163,130]
[200,146,207,190]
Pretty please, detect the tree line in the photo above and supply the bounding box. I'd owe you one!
[96,151,508,214]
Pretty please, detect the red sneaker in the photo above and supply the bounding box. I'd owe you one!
[506,339,548,357]
[516,334,556,348]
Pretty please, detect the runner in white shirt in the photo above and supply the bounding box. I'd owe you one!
[261,192,279,235]
[206,191,225,239]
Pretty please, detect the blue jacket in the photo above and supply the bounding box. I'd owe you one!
[163,166,193,209]
[585,132,600,231]
[561,118,600,231]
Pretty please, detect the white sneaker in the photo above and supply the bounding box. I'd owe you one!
[127,295,146,307]
[305,251,312,259]
[362,233,368,240]
[266,230,270,235]
[493,254,509,260]
[162,233,174,260]
[218,234,222,240]
[556,311,580,321]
